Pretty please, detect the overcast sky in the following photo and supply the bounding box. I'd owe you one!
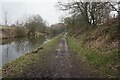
[0,0,119,26]
[0,0,67,26]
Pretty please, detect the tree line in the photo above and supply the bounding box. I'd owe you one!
[2,13,66,38]
[57,1,120,33]
[14,15,47,36]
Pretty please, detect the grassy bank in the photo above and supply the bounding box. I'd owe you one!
[67,35,118,78]
[0,27,27,39]
[2,34,62,78]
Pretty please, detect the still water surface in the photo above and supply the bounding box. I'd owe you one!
[0,36,46,67]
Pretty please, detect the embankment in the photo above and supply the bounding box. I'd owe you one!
[0,27,27,39]
[67,18,119,78]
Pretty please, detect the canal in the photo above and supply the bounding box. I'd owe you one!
[0,36,47,68]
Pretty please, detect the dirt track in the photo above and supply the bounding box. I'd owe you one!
[17,34,97,78]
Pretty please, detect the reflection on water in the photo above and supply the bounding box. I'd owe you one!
[0,36,46,67]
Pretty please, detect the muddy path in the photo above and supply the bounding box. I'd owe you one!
[50,34,96,78]
[51,36,71,78]
[15,34,97,78]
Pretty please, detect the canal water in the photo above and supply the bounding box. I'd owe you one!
[0,36,46,68]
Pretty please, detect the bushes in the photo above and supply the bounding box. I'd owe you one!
[15,27,27,37]
[1,27,28,39]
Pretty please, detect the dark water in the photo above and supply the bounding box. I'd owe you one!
[0,36,46,67]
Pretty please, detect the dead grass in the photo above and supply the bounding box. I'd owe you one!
[67,18,119,78]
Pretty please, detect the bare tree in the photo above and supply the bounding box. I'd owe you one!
[57,1,112,26]
[24,15,46,36]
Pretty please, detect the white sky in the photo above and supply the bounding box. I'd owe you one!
[0,0,66,26]
[0,0,119,26]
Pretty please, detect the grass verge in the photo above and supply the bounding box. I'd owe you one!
[67,35,118,78]
[2,34,62,78]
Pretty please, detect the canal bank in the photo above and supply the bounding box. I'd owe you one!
[2,34,62,78]
[1,36,46,67]
[0,27,27,39]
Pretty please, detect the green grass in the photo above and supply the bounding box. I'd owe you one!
[2,34,62,78]
[67,35,118,78]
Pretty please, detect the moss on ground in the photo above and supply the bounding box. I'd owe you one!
[2,34,62,78]
[67,35,118,78]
